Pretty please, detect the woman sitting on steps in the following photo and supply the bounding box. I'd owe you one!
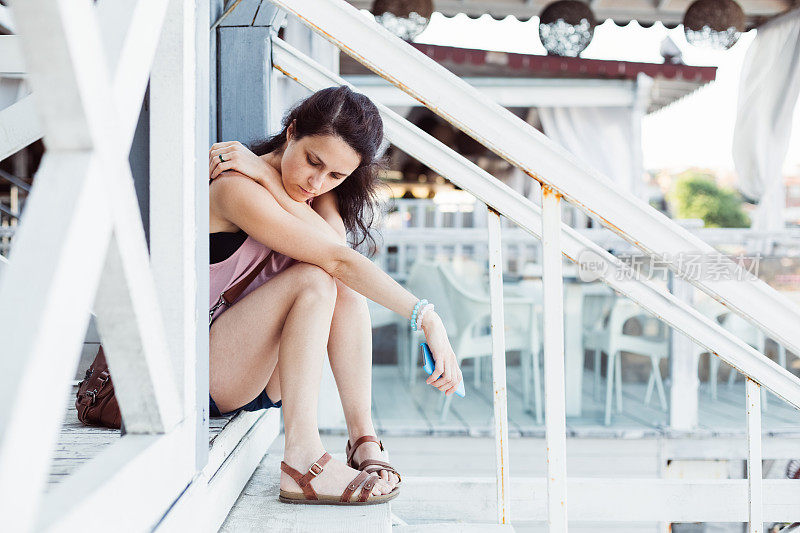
[208,86,462,505]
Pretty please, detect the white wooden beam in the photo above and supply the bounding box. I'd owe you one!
[93,234,183,433]
[0,35,25,75]
[0,94,42,161]
[150,0,209,469]
[13,0,182,434]
[669,275,699,430]
[746,378,764,533]
[487,207,511,525]
[97,0,171,147]
[0,154,112,531]
[541,186,569,529]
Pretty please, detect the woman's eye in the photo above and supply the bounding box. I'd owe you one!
[307,156,320,167]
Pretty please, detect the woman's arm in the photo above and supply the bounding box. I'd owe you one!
[221,169,346,246]
[209,141,344,245]
[212,175,462,393]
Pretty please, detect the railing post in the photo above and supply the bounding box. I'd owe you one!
[746,377,763,533]
[541,185,568,530]
[487,206,511,524]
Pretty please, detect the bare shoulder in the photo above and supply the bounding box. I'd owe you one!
[209,173,278,232]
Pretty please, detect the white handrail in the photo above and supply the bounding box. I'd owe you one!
[268,0,800,364]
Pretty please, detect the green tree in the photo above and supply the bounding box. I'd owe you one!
[668,171,750,228]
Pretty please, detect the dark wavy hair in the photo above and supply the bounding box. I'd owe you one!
[250,86,386,257]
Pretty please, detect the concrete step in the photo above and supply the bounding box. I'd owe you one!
[219,453,393,533]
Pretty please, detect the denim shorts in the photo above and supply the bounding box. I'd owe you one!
[209,390,282,417]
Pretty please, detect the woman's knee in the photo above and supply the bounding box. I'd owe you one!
[291,262,337,301]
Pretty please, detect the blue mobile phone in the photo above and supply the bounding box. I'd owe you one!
[421,342,465,398]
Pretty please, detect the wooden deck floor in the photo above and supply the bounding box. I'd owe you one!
[360,365,800,438]
[48,384,236,490]
[50,362,799,492]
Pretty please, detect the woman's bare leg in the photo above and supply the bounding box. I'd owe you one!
[209,262,391,497]
[327,279,401,487]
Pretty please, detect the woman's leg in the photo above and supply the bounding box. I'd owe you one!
[326,279,400,487]
[210,262,391,497]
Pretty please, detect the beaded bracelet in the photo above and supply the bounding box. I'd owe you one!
[416,303,434,331]
[410,299,428,331]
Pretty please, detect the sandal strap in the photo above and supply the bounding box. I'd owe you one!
[340,469,370,502]
[280,452,332,500]
[346,435,384,466]
[360,459,402,482]
[358,474,380,503]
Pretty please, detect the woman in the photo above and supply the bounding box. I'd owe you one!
[207,86,462,506]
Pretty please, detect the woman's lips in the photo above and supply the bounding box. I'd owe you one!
[300,186,314,196]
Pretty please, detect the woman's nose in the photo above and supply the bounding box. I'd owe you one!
[308,173,324,191]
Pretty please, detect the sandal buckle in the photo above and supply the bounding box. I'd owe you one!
[309,462,323,476]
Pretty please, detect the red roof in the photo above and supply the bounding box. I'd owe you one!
[407,43,717,83]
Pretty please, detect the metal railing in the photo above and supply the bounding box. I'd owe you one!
[267,1,800,528]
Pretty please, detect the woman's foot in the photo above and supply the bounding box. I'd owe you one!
[281,446,393,498]
[349,437,401,489]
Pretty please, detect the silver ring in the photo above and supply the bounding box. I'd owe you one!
[218,154,226,163]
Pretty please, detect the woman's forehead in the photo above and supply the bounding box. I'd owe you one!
[300,134,360,173]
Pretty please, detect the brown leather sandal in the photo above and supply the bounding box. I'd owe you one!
[278,451,399,505]
[346,436,403,488]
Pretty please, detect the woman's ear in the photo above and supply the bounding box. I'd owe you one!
[286,119,296,142]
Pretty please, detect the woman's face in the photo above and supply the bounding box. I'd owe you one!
[279,121,361,202]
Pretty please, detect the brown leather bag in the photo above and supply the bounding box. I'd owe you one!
[75,346,122,429]
[75,250,274,429]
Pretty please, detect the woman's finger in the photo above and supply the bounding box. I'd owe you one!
[210,141,237,152]
[210,160,236,180]
[426,356,445,385]
[209,148,234,177]
[210,151,240,179]
[209,146,237,167]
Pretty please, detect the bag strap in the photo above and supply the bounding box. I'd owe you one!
[226,250,275,303]
[210,250,274,325]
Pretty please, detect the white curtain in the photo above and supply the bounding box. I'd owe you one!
[732,9,800,231]
[536,74,651,228]
[538,105,645,201]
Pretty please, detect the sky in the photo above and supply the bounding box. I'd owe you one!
[412,13,800,174]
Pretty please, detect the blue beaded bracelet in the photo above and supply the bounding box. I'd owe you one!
[410,299,428,331]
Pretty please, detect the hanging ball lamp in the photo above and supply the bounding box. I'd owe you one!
[683,0,745,50]
[371,0,434,41]
[538,0,597,57]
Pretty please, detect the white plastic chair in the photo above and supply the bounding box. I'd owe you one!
[406,259,544,423]
[584,297,669,426]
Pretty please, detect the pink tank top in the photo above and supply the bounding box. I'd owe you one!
[209,196,315,323]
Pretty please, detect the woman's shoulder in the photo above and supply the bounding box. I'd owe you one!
[210,173,280,230]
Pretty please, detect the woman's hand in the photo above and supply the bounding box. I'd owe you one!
[209,141,272,183]
[209,141,288,206]
[421,311,463,396]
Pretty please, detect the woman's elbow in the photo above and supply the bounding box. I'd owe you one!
[326,243,354,279]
